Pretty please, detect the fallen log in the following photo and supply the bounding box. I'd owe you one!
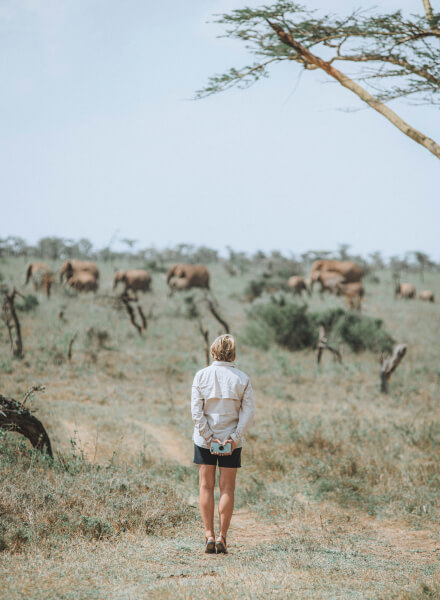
[380,344,407,393]
[0,393,53,456]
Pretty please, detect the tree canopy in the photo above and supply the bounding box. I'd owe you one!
[197,1,440,158]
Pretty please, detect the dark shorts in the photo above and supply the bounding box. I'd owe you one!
[193,444,242,468]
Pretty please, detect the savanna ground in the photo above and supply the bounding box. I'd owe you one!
[1,257,439,599]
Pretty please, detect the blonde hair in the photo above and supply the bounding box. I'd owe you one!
[210,334,236,362]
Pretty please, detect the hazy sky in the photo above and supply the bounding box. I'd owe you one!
[1,0,439,258]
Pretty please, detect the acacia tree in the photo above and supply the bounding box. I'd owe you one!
[197,0,440,159]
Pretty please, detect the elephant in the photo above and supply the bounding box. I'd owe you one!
[395,283,416,299]
[166,264,210,293]
[310,260,363,292]
[67,272,98,292]
[59,260,99,284]
[315,271,345,296]
[287,276,310,296]
[25,262,54,298]
[113,270,151,294]
[336,281,365,311]
[419,290,435,303]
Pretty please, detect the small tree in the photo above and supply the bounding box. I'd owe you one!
[338,244,351,261]
[412,250,430,282]
[368,251,385,271]
[197,1,440,159]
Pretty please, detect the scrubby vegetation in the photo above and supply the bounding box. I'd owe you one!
[245,296,394,353]
[0,433,195,554]
[243,276,290,301]
[16,294,39,313]
[0,251,439,599]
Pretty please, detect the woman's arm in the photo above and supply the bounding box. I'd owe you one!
[229,380,255,446]
[191,381,214,444]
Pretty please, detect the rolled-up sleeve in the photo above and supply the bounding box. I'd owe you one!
[230,380,255,445]
[191,377,214,443]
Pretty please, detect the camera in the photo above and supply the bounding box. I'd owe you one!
[210,442,232,455]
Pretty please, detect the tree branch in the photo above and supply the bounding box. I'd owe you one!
[380,343,407,393]
[329,53,440,88]
[267,20,440,160]
[422,0,436,27]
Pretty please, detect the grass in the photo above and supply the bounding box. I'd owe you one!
[0,434,196,554]
[0,258,439,598]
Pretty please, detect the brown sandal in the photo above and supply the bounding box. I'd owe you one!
[205,537,215,554]
[215,535,227,554]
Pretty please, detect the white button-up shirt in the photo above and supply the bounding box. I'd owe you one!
[191,360,255,449]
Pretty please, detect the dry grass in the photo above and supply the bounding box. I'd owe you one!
[0,257,439,598]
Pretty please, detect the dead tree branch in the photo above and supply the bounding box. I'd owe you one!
[2,288,24,359]
[22,384,46,406]
[197,317,210,366]
[380,344,407,393]
[185,295,211,365]
[422,0,435,26]
[119,292,146,335]
[266,21,440,160]
[137,305,147,332]
[67,333,78,362]
[205,298,230,334]
[0,393,53,456]
[316,326,343,365]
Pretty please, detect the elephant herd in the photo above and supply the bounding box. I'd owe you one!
[24,260,210,298]
[288,260,435,309]
[24,258,435,308]
[288,260,365,310]
[395,282,435,302]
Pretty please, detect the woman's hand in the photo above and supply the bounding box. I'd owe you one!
[210,438,223,455]
[222,439,236,456]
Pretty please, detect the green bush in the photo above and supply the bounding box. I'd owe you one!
[243,279,266,301]
[243,277,288,302]
[247,299,316,350]
[16,294,39,312]
[245,297,394,353]
[331,312,394,353]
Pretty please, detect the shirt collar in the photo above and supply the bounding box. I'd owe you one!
[212,360,235,367]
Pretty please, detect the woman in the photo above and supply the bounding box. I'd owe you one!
[191,334,255,554]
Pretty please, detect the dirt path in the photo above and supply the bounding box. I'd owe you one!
[127,419,193,466]
[61,418,192,466]
[60,419,439,562]
[129,423,440,561]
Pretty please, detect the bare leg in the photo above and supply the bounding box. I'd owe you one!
[198,465,216,538]
[218,467,237,539]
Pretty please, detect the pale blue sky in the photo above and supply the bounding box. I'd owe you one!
[1,0,439,258]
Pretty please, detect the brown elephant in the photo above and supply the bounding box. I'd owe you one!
[395,283,416,299]
[67,272,98,292]
[419,290,435,303]
[113,270,151,294]
[315,271,345,296]
[310,260,363,291]
[287,276,310,296]
[166,264,210,292]
[336,281,365,311]
[59,260,99,284]
[25,262,54,298]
